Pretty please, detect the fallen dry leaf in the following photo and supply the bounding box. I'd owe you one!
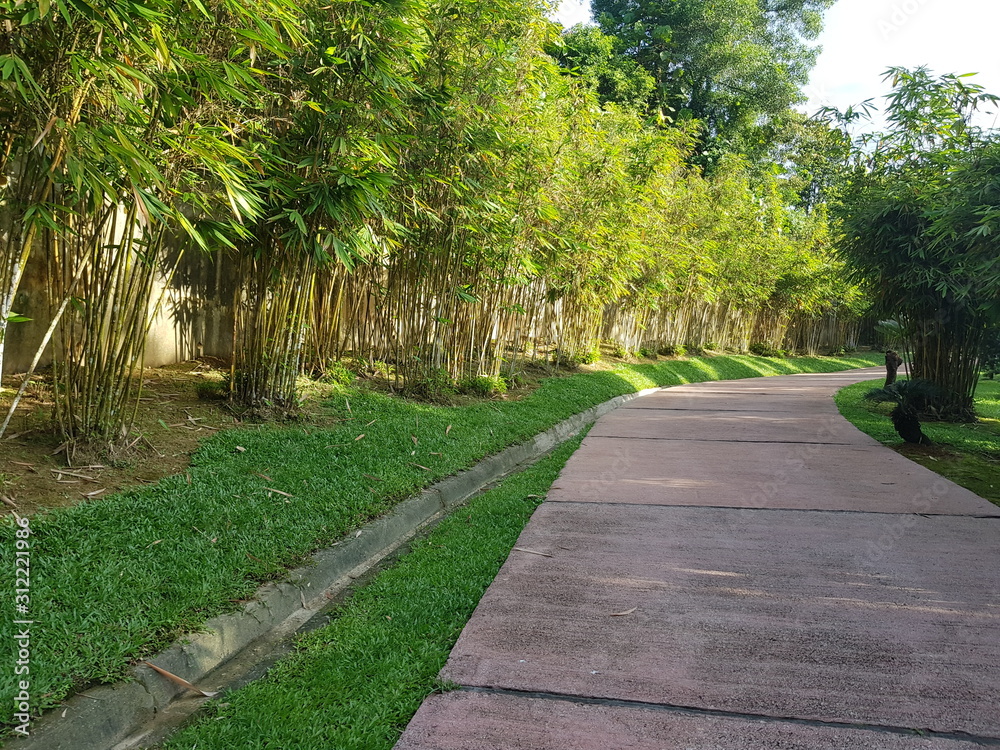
[355,433,365,441]
[363,474,383,482]
[411,435,418,445]
[264,487,294,498]
[411,463,431,471]
[235,446,246,453]
[140,661,218,698]
[50,469,98,481]
[610,607,637,617]
[81,488,107,498]
[445,424,452,435]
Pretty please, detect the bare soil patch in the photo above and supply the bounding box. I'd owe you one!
[0,360,248,514]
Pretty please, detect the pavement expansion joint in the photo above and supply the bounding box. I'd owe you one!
[457,686,1000,747]
[623,407,803,414]
[549,499,1000,517]
[591,434,857,446]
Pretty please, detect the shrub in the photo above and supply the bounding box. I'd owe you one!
[404,368,457,400]
[552,347,599,368]
[458,375,508,397]
[609,342,628,359]
[864,379,945,444]
[657,344,686,357]
[748,342,785,357]
[318,361,356,387]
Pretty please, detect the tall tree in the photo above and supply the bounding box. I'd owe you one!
[549,24,655,112]
[769,110,852,211]
[592,0,833,166]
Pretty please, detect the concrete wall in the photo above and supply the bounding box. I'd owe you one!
[2,245,236,376]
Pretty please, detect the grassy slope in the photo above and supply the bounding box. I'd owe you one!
[0,353,879,724]
[836,377,1000,506]
[162,436,583,750]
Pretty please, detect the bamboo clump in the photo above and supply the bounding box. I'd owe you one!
[0,0,872,449]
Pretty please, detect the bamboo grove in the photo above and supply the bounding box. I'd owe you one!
[0,0,862,445]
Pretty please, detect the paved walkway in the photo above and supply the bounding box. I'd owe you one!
[395,368,1000,749]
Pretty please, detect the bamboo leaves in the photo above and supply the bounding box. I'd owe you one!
[0,0,318,439]
[0,0,857,444]
[834,67,1000,419]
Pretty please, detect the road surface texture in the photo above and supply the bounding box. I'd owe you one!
[395,368,1000,749]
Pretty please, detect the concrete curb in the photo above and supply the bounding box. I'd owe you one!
[10,386,660,750]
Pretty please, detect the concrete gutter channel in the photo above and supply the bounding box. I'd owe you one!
[8,386,662,750]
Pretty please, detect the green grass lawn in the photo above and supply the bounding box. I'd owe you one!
[161,436,583,750]
[0,352,880,728]
[836,377,1000,506]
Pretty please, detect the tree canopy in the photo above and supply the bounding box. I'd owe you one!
[550,25,655,112]
[591,0,834,165]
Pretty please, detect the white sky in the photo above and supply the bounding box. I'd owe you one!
[549,0,1000,132]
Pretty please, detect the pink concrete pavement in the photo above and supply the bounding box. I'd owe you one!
[395,692,984,750]
[395,367,1000,749]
